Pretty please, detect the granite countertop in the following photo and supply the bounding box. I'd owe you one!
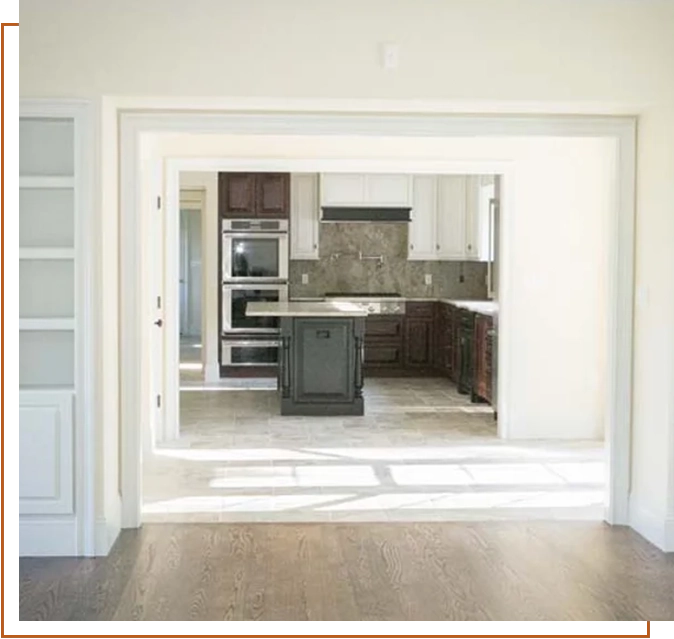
[247,300,369,318]
[289,296,498,315]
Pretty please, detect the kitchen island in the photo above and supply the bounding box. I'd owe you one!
[246,301,368,416]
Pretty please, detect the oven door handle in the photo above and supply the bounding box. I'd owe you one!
[222,232,287,239]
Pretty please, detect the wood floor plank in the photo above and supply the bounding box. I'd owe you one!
[19,522,674,621]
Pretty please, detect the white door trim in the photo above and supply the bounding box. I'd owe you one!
[119,109,635,529]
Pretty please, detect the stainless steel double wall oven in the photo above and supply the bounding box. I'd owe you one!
[221,219,288,368]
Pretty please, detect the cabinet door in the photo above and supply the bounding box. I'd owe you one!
[404,317,434,368]
[219,173,257,218]
[436,176,467,259]
[20,390,74,515]
[320,173,366,206]
[365,174,411,206]
[408,175,437,261]
[293,319,354,403]
[465,176,492,261]
[433,303,445,370]
[290,174,319,259]
[256,173,290,219]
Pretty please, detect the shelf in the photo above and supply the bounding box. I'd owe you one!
[20,259,74,319]
[20,187,75,248]
[19,318,75,331]
[20,117,74,177]
[19,385,75,394]
[19,176,75,189]
[20,330,74,388]
[19,248,75,260]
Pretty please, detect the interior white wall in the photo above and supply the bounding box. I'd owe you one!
[505,138,612,439]
[19,0,674,548]
[179,172,219,382]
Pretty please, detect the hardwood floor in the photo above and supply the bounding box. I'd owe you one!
[19,522,674,621]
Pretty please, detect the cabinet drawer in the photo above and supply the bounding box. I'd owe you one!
[364,344,403,367]
[365,317,403,341]
[405,301,435,318]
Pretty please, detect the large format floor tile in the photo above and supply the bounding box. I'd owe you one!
[143,370,606,523]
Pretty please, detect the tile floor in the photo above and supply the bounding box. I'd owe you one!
[143,344,605,523]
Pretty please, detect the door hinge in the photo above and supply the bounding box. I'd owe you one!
[156,394,161,408]
[156,195,161,209]
[157,295,162,309]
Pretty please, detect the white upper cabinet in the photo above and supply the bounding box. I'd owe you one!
[436,176,467,260]
[408,176,437,260]
[366,174,412,205]
[320,173,365,206]
[290,173,320,260]
[465,175,494,261]
[320,173,412,207]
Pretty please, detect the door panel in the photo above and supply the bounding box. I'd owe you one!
[404,318,433,368]
[256,173,290,219]
[408,175,437,260]
[436,176,466,259]
[290,174,319,259]
[294,319,353,402]
[219,173,256,218]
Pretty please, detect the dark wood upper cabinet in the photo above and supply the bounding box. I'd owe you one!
[256,173,290,219]
[219,172,290,219]
[219,173,257,218]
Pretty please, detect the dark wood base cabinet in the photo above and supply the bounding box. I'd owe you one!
[403,302,435,373]
[220,365,277,379]
[473,314,494,404]
[279,316,364,416]
[457,309,476,395]
[363,316,404,376]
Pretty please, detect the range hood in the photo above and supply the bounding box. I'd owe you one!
[321,206,412,223]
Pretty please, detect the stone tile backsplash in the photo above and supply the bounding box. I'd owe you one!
[289,222,488,299]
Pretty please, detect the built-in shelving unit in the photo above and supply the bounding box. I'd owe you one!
[19,105,94,557]
[20,117,76,391]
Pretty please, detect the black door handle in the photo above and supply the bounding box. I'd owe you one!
[154,319,163,327]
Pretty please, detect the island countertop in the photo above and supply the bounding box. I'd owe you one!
[246,300,369,318]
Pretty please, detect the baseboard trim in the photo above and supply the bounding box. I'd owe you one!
[20,517,78,556]
[629,500,674,552]
[96,493,122,556]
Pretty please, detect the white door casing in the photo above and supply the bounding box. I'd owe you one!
[119,110,635,534]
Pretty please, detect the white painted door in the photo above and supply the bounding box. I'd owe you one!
[408,175,437,260]
[290,174,319,259]
[436,176,467,259]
